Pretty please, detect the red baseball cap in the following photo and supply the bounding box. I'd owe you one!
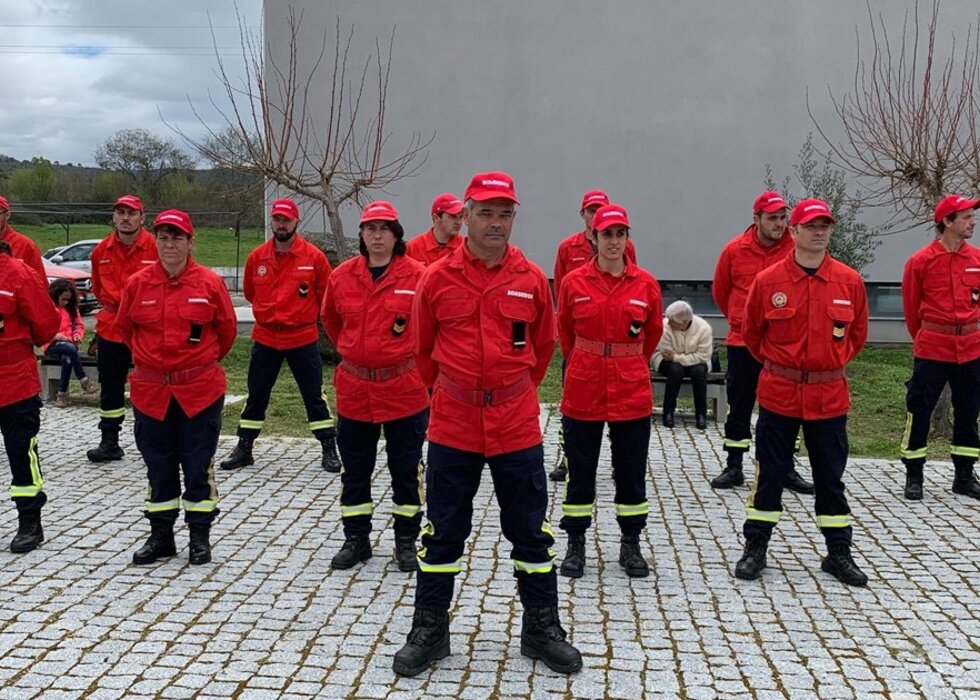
[753,191,788,214]
[153,209,194,237]
[360,201,399,224]
[934,194,980,223]
[271,198,300,220]
[431,193,464,216]
[0,195,8,212]
[790,198,836,227]
[580,190,610,211]
[463,171,520,204]
[113,194,144,212]
[592,203,630,231]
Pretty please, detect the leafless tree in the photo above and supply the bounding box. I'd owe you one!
[810,0,980,437]
[171,8,432,260]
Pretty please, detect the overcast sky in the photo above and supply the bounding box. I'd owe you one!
[1,0,262,166]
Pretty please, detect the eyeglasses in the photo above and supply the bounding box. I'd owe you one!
[156,233,190,243]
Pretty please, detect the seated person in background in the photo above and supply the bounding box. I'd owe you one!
[44,279,97,407]
[652,300,713,430]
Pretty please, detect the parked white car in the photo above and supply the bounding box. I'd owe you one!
[43,238,101,273]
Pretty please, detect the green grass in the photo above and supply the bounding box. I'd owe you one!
[216,341,932,460]
[17,223,265,268]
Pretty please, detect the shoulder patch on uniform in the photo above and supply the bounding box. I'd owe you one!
[832,299,852,306]
[257,265,268,277]
[507,290,534,300]
[628,299,648,308]
[771,292,787,307]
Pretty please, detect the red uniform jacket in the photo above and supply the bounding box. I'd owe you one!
[413,243,556,457]
[321,254,429,423]
[405,229,463,267]
[91,229,159,343]
[117,260,237,420]
[743,255,868,420]
[0,227,46,281]
[553,231,637,295]
[0,254,59,407]
[712,225,794,346]
[244,234,332,350]
[902,239,980,363]
[557,259,663,421]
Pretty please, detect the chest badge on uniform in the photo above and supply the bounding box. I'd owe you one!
[257,265,268,277]
[298,282,309,298]
[972,288,980,304]
[771,292,787,308]
[832,323,846,340]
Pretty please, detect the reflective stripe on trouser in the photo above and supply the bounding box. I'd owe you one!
[902,357,980,462]
[237,340,334,438]
[134,396,223,526]
[560,415,650,535]
[96,336,131,431]
[723,345,762,455]
[336,409,428,538]
[416,442,557,612]
[744,408,853,548]
[1,396,46,512]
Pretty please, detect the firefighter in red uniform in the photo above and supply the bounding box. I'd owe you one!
[219,199,341,473]
[899,194,980,501]
[320,201,429,572]
[393,172,582,678]
[87,195,159,463]
[0,240,59,553]
[555,203,663,580]
[117,210,237,566]
[405,193,464,266]
[0,195,46,280]
[550,189,638,481]
[734,199,869,587]
[711,191,813,494]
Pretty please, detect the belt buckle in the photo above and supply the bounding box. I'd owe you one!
[483,391,493,406]
[955,325,964,336]
[368,368,376,381]
[162,372,172,385]
[603,343,612,357]
[799,369,809,383]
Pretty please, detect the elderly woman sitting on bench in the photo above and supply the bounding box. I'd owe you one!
[651,300,713,430]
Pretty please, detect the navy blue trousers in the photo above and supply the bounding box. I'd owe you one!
[902,357,980,468]
[1,396,44,514]
[723,345,761,456]
[337,408,428,538]
[744,408,852,548]
[96,336,131,432]
[415,442,557,611]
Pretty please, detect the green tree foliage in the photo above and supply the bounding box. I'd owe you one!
[765,134,881,274]
[94,128,196,206]
[6,157,55,202]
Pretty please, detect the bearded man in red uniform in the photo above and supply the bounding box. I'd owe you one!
[393,172,582,678]
[734,199,869,587]
[899,194,980,501]
[87,195,158,463]
[0,240,59,553]
[117,210,237,566]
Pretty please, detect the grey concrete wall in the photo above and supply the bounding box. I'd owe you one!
[264,1,975,282]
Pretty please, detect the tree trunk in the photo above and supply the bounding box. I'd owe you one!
[929,385,953,439]
[324,199,352,262]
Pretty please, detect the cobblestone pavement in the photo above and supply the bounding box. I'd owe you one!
[1,404,978,699]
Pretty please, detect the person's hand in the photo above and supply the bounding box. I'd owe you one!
[662,349,674,361]
[54,333,71,342]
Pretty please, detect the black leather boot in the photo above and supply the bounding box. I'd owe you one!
[734,533,769,580]
[711,453,745,489]
[86,428,124,463]
[320,433,342,473]
[132,522,177,565]
[559,532,586,578]
[695,414,707,430]
[952,462,980,500]
[520,606,583,674]
[220,435,255,470]
[392,608,450,677]
[661,412,675,428]
[618,534,650,578]
[10,512,44,553]
[904,459,924,500]
[393,536,418,572]
[821,546,868,587]
[783,468,815,495]
[549,462,568,482]
[188,524,212,565]
[330,533,372,569]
